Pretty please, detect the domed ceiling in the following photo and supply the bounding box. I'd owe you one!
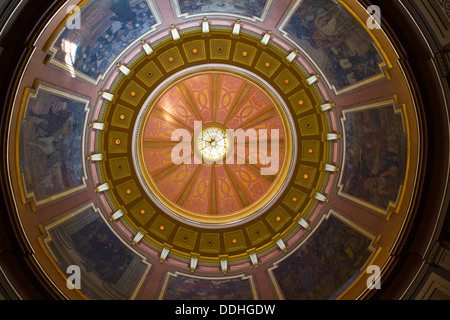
[0,0,449,301]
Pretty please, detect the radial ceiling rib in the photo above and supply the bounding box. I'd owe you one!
[151,107,194,133]
[209,164,218,215]
[153,155,196,183]
[223,82,254,125]
[226,163,271,204]
[233,139,286,152]
[211,73,219,123]
[145,148,193,176]
[176,82,205,123]
[239,108,279,129]
[232,154,277,184]
[214,164,244,215]
[175,163,203,207]
[223,163,252,208]
[156,86,199,130]
[142,140,181,149]
[183,165,213,215]
[215,74,246,124]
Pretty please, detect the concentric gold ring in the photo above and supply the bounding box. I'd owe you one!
[134,68,295,226]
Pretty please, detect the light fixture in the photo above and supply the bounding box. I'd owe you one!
[232,19,241,36]
[326,133,340,141]
[320,102,335,112]
[286,50,298,63]
[202,17,209,34]
[110,209,124,221]
[141,40,153,55]
[324,164,339,172]
[314,192,329,203]
[116,63,131,76]
[274,236,287,253]
[87,153,103,161]
[261,30,271,46]
[132,231,144,246]
[159,247,170,263]
[298,218,311,230]
[248,251,259,268]
[170,24,180,41]
[98,91,114,101]
[220,258,228,274]
[89,122,105,130]
[190,254,200,272]
[306,74,320,86]
[94,183,109,193]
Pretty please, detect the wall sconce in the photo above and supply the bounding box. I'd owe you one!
[132,231,144,246]
[232,19,241,36]
[89,122,105,130]
[220,258,228,274]
[249,252,259,268]
[98,91,114,102]
[326,133,340,141]
[141,40,153,55]
[94,183,110,193]
[274,237,287,253]
[87,153,103,161]
[314,192,329,203]
[170,24,180,41]
[261,30,271,46]
[116,63,131,76]
[306,74,320,86]
[110,209,124,221]
[160,247,171,263]
[324,164,339,172]
[190,254,199,272]
[298,218,311,230]
[202,17,209,34]
[320,102,335,112]
[286,50,298,63]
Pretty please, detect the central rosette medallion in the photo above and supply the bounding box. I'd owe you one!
[197,127,229,161]
[134,68,295,226]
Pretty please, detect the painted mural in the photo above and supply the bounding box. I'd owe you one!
[271,213,374,300]
[282,0,385,92]
[19,85,88,205]
[42,204,150,300]
[50,0,158,81]
[339,104,407,212]
[174,0,271,20]
[162,273,255,300]
[70,214,135,284]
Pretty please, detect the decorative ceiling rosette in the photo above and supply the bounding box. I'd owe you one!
[91,25,336,270]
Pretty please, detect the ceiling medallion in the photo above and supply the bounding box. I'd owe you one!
[197,127,229,161]
[94,27,334,269]
[134,66,295,227]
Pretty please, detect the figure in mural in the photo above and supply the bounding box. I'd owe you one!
[272,215,373,300]
[52,0,157,80]
[163,275,254,300]
[70,217,134,284]
[177,0,269,19]
[284,0,384,91]
[341,105,407,210]
[43,206,150,299]
[110,0,136,22]
[20,88,86,203]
